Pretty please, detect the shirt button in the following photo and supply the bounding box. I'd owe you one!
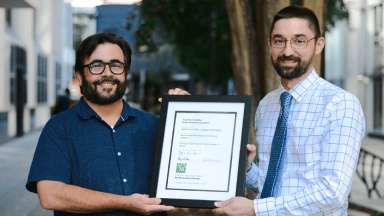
[112,129,116,133]
[117,152,122,156]
[123,178,127,183]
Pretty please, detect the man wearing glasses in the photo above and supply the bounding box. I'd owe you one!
[213,5,366,216]
[26,33,174,216]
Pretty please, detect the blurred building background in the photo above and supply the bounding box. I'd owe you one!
[4,1,381,138]
[0,0,384,215]
[94,3,190,111]
[326,0,383,138]
[0,0,74,140]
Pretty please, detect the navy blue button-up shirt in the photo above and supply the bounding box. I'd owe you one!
[26,98,161,216]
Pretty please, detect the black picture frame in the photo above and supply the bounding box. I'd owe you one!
[150,95,252,208]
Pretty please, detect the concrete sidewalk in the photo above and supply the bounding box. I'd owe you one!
[0,130,383,215]
[0,130,51,216]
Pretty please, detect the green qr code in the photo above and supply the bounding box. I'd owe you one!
[176,163,187,173]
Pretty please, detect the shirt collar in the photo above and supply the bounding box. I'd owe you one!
[279,69,320,102]
[76,97,136,121]
[120,100,136,122]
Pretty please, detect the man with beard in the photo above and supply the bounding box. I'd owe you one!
[26,33,174,216]
[211,5,366,216]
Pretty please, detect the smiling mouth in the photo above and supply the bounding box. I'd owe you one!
[280,60,298,66]
[99,81,116,85]
[96,81,117,91]
[99,82,116,86]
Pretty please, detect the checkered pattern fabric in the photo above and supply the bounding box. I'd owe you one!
[246,70,366,215]
[261,92,293,198]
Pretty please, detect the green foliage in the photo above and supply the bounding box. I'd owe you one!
[371,212,384,216]
[326,0,349,31]
[137,0,231,87]
[289,0,349,32]
[135,14,158,53]
[136,0,349,87]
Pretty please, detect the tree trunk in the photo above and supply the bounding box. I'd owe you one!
[302,0,326,76]
[225,0,254,96]
[260,0,290,92]
[169,0,260,200]
[225,0,261,145]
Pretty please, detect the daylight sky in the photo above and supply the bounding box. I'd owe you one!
[70,0,142,7]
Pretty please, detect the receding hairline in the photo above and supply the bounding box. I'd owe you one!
[270,17,320,38]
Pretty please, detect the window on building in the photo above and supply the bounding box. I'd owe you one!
[374,4,383,44]
[10,47,16,104]
[373,73,383,132]
[0,112,8,141]
[10,45,27,105]
[6,9,12,28]
[10,78,15,104]
[55,62,62,96]
[37,55,48,103]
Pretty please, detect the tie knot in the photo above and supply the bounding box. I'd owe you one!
[280,92,292,109]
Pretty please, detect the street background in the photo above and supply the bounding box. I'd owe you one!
[0,0,384,215]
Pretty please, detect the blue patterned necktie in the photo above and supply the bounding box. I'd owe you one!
[260,92,293,198]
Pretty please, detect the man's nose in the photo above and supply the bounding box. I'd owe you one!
[281,41,296,56]
[103,64,114,75]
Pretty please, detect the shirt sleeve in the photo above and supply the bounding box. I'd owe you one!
[246,99,263,190]
[26,118,71,193]
[253,93,366,215]
[246,162,259,188]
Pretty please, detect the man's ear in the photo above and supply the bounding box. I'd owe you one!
[75,72,82,84]
[315,36,325,55]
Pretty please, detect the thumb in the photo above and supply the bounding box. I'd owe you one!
[214,198,232,208]
[214,201,225,208]
[247,144,256,161]
[247,144,256,152]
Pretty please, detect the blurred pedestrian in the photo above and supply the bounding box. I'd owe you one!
[52,88,71,115]
[26,32,174,216]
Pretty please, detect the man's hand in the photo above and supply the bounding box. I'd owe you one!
[168,88,190,95]
[158,88,191,102]
[213,197,255,216]
[247,144,257,170]
[37,181,174,214]
[127,194,174,215]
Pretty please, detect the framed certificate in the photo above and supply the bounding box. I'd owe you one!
[150,95,251,208]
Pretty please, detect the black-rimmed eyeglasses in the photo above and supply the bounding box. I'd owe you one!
[82,61,126,75]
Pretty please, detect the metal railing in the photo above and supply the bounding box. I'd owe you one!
[355,148,384,198]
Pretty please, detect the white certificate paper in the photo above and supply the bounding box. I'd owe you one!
[154,99,248,203]
[166,111,236,192]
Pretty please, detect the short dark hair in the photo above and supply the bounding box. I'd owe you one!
[74,32,132,74]
[270,5,321,38]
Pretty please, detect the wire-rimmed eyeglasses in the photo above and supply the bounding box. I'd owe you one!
[270,36,317,49]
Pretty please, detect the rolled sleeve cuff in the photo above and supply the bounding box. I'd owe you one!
[246,162,258,186]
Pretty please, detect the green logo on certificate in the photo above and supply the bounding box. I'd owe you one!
[176,163,187,173]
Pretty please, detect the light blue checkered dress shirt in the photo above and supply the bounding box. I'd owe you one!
[246,69,366,215]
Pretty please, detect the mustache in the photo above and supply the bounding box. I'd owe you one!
[93,77,121,85]
[277,55,301,62]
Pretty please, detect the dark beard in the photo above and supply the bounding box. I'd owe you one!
[271,55,310,80]
[80,74,127,105]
